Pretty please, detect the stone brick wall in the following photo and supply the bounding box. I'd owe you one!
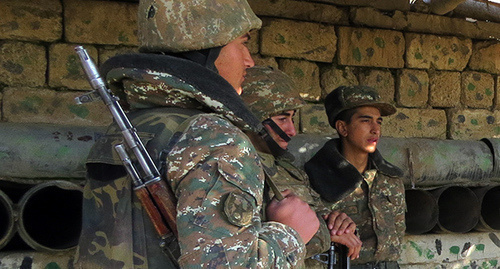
[1,0,499,140]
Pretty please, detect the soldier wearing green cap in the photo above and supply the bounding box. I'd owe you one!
[305,86,405,268]
[241,67,363,268]
[75,1,320,268]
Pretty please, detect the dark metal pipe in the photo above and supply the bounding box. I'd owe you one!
[405,189,439,234]
[472,185,500,231]
[18,181,83,251]
[0,189,15,250]
[431,186,480,233]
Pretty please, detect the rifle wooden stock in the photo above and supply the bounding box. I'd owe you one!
[146,180,178,237]
[135,187,170,237]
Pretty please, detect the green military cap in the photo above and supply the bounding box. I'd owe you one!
[325,85,396,128]
[241,66,306,122]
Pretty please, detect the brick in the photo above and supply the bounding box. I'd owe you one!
[461,71,494,109]
[99,46,139,65]
[0,92,3,121]
[0,0,62,42]
[350,7,407,30]
[358,69,395,105]
[384,108,446,139]
[260,19,336,63]
[396,69,429,108]
[249,0,349,24]
[0,42,46,87]
[248,30,260,55]
[407,12,500,41]
[429,71,460,108]
[49,43,98,90]
[3,87,112,126]
[320,66,358,98]
[64,0,138,46]
[251,54,278,69]
[448,109,500,140]
[405,33,472,71]
[300,104,334,135]
[337,27,404,68]
[468,41,500,74]
[474,20,500,41]
[278,59,321,101]
[496,76,500,110]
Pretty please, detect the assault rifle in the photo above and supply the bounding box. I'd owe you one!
[312,243,350,269]
[74,46,179,263]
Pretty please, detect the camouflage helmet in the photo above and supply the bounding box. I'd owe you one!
[241,66,306,122]
[138,0,262,53]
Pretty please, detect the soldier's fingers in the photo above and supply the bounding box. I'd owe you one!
[280,189,294,197]
[325,211,341,230]
[338,217,356,235]
[329,212,349,234]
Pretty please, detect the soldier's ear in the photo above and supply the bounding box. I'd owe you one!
[336,120,348,137]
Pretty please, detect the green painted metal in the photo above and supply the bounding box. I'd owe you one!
[0,123,106,179]
[289,135,496,188]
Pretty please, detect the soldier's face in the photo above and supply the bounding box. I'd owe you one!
[215,34,255,94]
[264,110,297,150]
[337,106,382,155]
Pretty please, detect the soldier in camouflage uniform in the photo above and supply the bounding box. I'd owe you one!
[305,86,406,269]
[75,0,321,268]
[241,67,362,268]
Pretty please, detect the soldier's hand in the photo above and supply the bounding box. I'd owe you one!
[266,189,320,243]
[331,233,362,259]
[323,211,356,236]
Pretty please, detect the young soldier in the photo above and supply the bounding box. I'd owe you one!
[75,1,319,268]
[241,67,362,268]
[305,86,405,269]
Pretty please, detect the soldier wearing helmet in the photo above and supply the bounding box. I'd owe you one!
[76,1,320,268]
[241,67,362,268]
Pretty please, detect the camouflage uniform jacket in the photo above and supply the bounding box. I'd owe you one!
[75,54,306,268]
[259,152,331,264]
[305,138,405,264]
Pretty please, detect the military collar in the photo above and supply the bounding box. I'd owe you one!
[101,53,261,132]
[305,138,402,203]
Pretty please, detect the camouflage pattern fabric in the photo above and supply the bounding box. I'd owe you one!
[327,168,405,264]
[75,108,195,269]
[166,114,306,268]
[259,152,331,268]
[75,62,307,268]
[260,153,330,251]
[323,85,396,129]
[241,66,306,122]
[242,66,331,268]
[106,66,256,132]
[138,0,261,53]
[311,145,406,264]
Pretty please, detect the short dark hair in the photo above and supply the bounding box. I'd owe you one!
[333,107,358,128]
